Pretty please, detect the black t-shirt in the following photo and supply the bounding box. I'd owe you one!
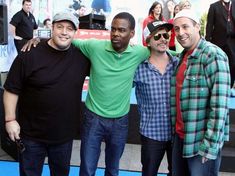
[4,41,90,144]
[10,9,38,39]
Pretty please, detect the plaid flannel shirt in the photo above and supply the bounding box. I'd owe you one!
[134,52,178,141]
[170,38,230,159]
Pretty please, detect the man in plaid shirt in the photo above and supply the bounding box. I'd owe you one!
[171,9,230,176]
[134,20,178,176]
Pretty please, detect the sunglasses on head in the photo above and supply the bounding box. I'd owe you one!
[153,33,170,41]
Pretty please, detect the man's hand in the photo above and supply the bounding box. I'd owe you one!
[21,37,40,52]
[202,156,209,164]
[5,120,20,141]
[14,36,23,40]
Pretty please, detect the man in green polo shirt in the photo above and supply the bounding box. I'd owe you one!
[72,12,149,176]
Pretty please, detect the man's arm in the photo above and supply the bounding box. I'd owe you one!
[3,90,20,141]
[199,48,230,160]
[9,24,22,40]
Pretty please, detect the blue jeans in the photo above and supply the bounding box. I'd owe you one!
[172,134,222,176]
[79,107,129,176]
[141,135,172,176]
[19,138,73,176]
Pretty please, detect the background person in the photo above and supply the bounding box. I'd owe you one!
[166,0,176,19]
[168,4,180,51]
[77,5,87,17]
[142,1,165,46]
[135,20,178,176]
[4,12,90,176]
[9,0,38,53]
[171,9,230,176]
[43,18,52,29]
[205,0,235,88]
[178,0,191,10]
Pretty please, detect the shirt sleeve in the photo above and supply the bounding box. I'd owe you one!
[4,55,26,94]
[10,12,22,27]
[72,39,93,59]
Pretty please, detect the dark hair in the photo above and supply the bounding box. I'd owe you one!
[173,4,179,17]
[148,1,164,21]
[79,5,86,9]
[43,18,51,26]
[113,12,135,30]
[22,0,31,5]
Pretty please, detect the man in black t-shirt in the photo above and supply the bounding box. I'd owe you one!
[9,0,38,53]
[4,12,90,176]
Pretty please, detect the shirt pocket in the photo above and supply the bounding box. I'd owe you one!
[185,75,209,97]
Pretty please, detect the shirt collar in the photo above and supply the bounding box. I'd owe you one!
[21,9,30,16]
[105,41,135,54]
[144,51,178,65]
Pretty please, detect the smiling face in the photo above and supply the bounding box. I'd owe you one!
[148,28,170,53]
[153,4,162,16]
[173,17,200,51]
[110,18,135,53]
[49,21,76,51]
[182,1,191,9]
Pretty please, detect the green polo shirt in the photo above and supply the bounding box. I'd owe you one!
[72,39,149,118]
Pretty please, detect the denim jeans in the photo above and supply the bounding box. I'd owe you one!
[19,138,73,176]
[172,134,222,176]
[79,107,129,176]
[141,135,172,176]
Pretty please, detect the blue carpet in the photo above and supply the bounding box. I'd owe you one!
[0,160,167,176]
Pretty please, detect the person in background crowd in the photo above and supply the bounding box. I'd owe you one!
[168,4,180,51]
[206,0,235,88]
[134,20,178,176]
[77,5,87,17]
[167,0,176,19]
[173,4,180,14]
[43,18,52,29]
[9,0,38,53]
[142,1,165,46]
[178,0,191,10]
[4,12,90,176]
[171,9,230,176]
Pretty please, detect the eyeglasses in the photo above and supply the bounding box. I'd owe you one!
[153,33,170,41]
[15,139,25,153]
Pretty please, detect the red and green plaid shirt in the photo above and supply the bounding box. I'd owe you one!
[170,38,230,160]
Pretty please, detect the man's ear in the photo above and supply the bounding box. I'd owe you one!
[195,23,201,32]
[130,30,135,38]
